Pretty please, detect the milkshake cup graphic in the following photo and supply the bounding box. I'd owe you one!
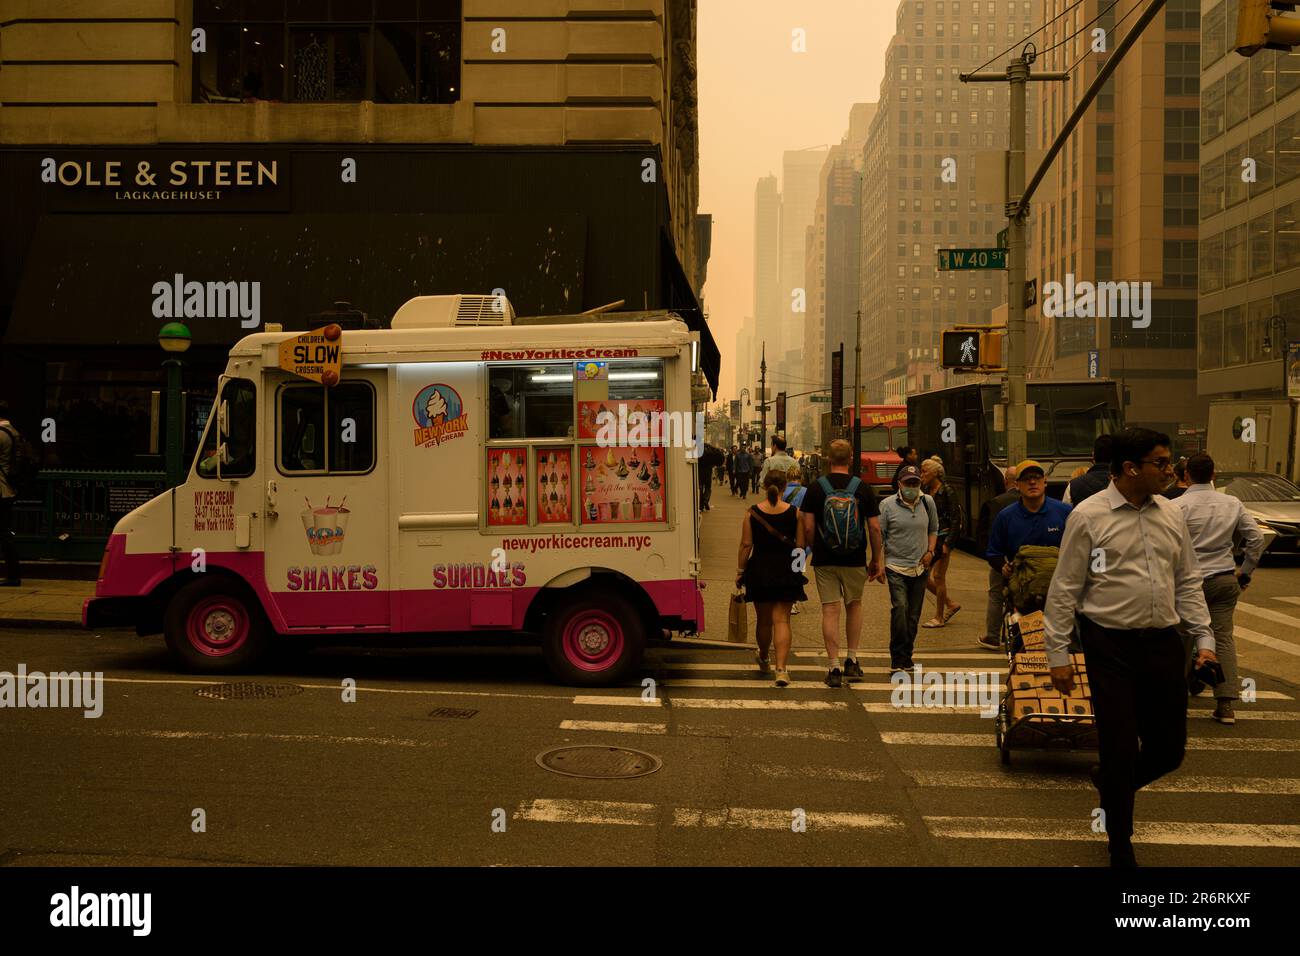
[303,498,349,555]
[610,499,621,520]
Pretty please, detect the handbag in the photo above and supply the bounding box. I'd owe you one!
[726,589,749,643]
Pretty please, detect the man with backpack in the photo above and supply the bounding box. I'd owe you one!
[0,400,31,586]
[734,446,754,498]
[799,439,883,687]
[878,465,939,674]
[986,460,1072,615]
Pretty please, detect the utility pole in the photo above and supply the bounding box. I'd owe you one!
[852,308,862,478]
[962,51,1066,466]
[759,341,768,453]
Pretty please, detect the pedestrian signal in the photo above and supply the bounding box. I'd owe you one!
[1236,0,1300,57]
[941,331,980,369]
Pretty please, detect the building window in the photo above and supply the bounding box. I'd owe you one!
[193,0,462,105]
[1165,43,1199,96]
[1163,174,1198,227]
[1200,232,1224,294]
[1199,310,1223,371]
[1166,0,1200,31]
[1277,199,1300,271]
[1226,63,1249,129]
[1226,142,1249,208]
[1202,0,1226,69]
[1250,212,1272,279]
[1277,111,1300,184]
[1202,78,1226,144]
[1199,156,1225,219]
[1164,108,1198,161]
[1251,50,1276,115]
[1224,223,1248,287]
[1096,123,1114,173]
[1223,306,1246,366]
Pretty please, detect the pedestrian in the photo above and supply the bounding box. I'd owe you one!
[736,469,808,688]
[783,463,810,615]
[985,460,1072,614]
[890,445,919,493]
[0,400,24,586]
[759,434,797,485]
[697,442,725,512]
[920,457,963,628]
[975,465,1019,651]
[734,445,753,497]
[1043,427,1218,868]
[1175,453,1265,726]
[1064,434,1113,505]
[799,439,883,686]
[1162,457,1191,500]
[750,447,764,495]
[878,464,937,673]
[726,444,739,495]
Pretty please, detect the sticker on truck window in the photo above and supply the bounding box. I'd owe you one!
[412,384,469,448]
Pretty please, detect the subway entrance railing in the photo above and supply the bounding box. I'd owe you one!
[11,470,168,563]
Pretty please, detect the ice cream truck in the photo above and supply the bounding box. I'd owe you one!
[83,295,705,685]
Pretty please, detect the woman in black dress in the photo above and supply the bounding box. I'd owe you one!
[735,470,808,687]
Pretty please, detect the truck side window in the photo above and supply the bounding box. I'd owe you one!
[279,382,375,474]
[197,379,256,479]
[488,364,573,439]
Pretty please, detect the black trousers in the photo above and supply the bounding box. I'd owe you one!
[1079,615,1187,845]
[0,497,19,582]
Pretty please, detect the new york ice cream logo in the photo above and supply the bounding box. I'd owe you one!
[412,384,468,448]
[301,497,350,555]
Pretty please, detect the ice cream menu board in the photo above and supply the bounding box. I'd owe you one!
[580,445,666,524]
[577,399,665,441]
[537,448,572,523]
[487,448,527,526]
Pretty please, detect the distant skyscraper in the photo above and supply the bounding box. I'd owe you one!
[753,176,782,365]
[779,149,829,361]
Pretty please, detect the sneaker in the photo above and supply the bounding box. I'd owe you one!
[790,602,801,615]
[774,669,791,688]
[1213,700,1236,725]
[843,658,865,680]
[824,666,842,688]
[977,636,1001,652]
[754,652,771,674]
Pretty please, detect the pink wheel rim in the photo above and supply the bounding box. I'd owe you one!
[186,595,250,657]
[561,609,625,672]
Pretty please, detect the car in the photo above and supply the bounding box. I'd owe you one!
[1212,471,1300,557]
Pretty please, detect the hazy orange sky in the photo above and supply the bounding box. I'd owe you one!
[699,1,900,399]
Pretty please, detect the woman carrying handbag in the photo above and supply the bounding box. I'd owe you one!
[736,470,808,687]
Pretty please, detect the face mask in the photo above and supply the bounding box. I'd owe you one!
[901,486,920,502]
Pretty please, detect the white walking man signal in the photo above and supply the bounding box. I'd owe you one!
[960,335,977,364]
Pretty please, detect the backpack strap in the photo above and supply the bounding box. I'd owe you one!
[817,476,834,496]
[845,476,861,496]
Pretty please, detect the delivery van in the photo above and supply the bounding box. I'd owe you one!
[83,295,705,686]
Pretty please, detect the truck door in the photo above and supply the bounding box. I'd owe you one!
[262,371,390,629]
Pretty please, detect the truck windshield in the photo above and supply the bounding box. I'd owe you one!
[982,386,1122,458]
[197,379,256,479]
[859,426,891,452]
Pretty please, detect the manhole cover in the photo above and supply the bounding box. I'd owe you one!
[536,745,662,779]
[194,682,304,700]
[429,707,478,719]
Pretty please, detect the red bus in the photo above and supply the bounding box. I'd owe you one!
[820,405,908,487]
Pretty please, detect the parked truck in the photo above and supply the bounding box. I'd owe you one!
[1206,398,1300,485]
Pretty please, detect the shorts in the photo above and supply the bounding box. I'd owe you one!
[814,564,868,606]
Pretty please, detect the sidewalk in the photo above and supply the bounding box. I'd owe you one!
[697,479,995,659]
[0,579,93,628]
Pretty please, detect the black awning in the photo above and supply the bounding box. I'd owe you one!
[5,212,589,348]
[660,229,720,396]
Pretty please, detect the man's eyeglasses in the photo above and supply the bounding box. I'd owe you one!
[1139,458,1173,470]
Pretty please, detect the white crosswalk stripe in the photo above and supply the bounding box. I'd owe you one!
[1234,624,1300,657]
[905,769,1300,795]
[881,731,1300,751]
[925,816,1300,848]
[559,719,667,735]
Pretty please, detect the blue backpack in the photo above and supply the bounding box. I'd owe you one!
[782,483,807,508]
[817,476,865,554]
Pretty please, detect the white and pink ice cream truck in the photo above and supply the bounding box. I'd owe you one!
[83,295,706,685]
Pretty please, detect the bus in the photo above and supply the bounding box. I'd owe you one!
[819,404,908,487]
[907,380,1123,551]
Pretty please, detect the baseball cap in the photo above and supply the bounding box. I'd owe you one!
[1016,459,1046,478]
[898,465,922,483]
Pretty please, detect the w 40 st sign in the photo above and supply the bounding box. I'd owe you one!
[937,248,1007,271]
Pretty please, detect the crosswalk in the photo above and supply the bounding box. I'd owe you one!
[511,614,1300,859]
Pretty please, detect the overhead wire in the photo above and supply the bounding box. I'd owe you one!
[966,0,1090,76]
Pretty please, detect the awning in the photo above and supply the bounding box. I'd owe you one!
[5,213,589,348]
[660,229,720,395]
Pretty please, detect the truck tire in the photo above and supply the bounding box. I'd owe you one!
[542,593,644,686]
[163,576,270,673]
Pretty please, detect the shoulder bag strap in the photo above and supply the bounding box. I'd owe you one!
[748,506,798,549]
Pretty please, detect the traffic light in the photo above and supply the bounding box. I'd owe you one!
[941,330,980,369]
[1237,0,1300,57]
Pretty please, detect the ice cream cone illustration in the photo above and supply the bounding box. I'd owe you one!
[585,450,595,470]
[637,463,650,482]
[617,457,629,478]
[605,449,616,468]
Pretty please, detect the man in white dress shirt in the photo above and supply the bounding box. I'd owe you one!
[1043,428,1218,868]
[1175,453,1265,726]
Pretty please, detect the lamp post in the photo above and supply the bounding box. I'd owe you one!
[159,322,192,487]
[1263,315,1291,398]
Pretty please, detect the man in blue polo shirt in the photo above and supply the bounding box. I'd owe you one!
[986,459,1072,582]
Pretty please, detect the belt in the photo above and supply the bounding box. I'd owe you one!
[1205,569,1236,580]
[1078,614,1176,639]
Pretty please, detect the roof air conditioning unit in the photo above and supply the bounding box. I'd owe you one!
[390,294,515,329]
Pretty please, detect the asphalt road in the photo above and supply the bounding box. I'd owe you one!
[1,488,1298,867]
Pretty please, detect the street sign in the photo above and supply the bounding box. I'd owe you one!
[997,227,1008,249]
[809,394,831,403]
[1087,349,1100,379]
[278,324,343,386]
[937,248,1007,271]
[831,346,844,425]
[941,330,980,369]
[1024,278,1037,307]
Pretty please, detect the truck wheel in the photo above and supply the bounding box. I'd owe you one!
[163,577,269,673]
[543,593,643,686]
